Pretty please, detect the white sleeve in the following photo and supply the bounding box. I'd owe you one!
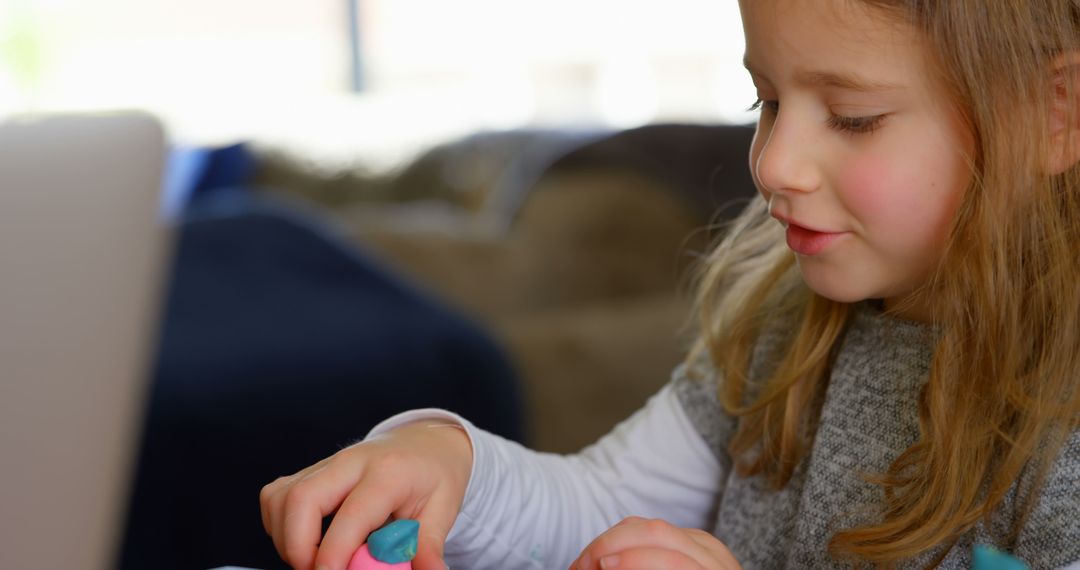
[365,382,724,570]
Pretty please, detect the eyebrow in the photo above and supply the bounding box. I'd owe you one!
[743,55,905,93]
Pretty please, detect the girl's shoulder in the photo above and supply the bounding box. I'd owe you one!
[670,354,744,465]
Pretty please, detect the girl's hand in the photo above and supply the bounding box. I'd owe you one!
[259,420,473,570]
[569,517,742,570]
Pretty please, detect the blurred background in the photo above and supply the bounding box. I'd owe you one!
[2,1,760,568]
[1,0,753,162]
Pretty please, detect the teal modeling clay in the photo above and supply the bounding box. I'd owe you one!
[346,519,420,570]
[972,545,1029,570]
[368,519,420,563]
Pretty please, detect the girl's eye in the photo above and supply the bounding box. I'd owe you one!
[749,97,886,136]
[747,98,779,114]
[826,114,886,135]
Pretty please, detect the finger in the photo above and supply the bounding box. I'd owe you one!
[572,518,654,569]
[269,470,319,563]
[684,529,741,568]
[314,468,413,570]
[260,474,295,536]
[577,519,715,570]
[260,477,283,536]
[277,468,327,570]
[404,488,461,570]
[264,457,333,551]
[268,476,296,562]
[597,546,702,570]
[281,462,365,570]
[578,518,645,558]
[613,516,646,528]
[571,517,646,570]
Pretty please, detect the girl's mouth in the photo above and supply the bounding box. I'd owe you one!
[785,223,847,256]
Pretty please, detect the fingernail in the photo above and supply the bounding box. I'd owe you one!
[600,555,620,569]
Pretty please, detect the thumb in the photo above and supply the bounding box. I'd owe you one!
[412,529,450,570]
[408,499,459,570]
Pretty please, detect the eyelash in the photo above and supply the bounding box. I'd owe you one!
[748,98,886,135]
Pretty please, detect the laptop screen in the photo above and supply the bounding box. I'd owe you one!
[0,113,170,570]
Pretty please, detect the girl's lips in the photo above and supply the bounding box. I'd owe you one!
[785,223,847,256]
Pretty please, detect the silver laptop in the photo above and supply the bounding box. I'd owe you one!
[0,113,170,569]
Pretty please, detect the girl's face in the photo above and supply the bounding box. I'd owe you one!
[741,0,975,320]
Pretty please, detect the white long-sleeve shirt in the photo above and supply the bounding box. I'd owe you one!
[369,381,718,568]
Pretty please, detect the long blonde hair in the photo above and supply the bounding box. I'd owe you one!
[689,0,1080,565]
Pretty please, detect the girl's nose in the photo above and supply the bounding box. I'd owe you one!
[753,113,821,196]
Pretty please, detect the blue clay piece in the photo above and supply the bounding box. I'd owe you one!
[368,519,420,564]
[972,545,1029,570]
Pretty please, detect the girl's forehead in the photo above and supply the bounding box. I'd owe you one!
[740,0,902,29]
[741,0,911,49]
[740,0,923,85]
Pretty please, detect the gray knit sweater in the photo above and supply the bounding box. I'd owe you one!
[673,302,1080,569]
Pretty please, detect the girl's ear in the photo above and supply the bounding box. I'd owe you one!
[1046,52,1080,175]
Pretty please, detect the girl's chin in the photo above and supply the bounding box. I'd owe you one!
[798,275,875,305]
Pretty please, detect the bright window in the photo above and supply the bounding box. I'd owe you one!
[0,0,754,168]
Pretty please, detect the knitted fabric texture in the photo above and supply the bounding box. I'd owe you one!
[674,303,1080,569]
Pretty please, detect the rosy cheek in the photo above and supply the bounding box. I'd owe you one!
[837,155,922,231]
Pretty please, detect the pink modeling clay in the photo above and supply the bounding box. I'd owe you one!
[346,544,413,570]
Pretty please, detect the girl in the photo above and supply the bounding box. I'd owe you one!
[260,0,1080,568]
